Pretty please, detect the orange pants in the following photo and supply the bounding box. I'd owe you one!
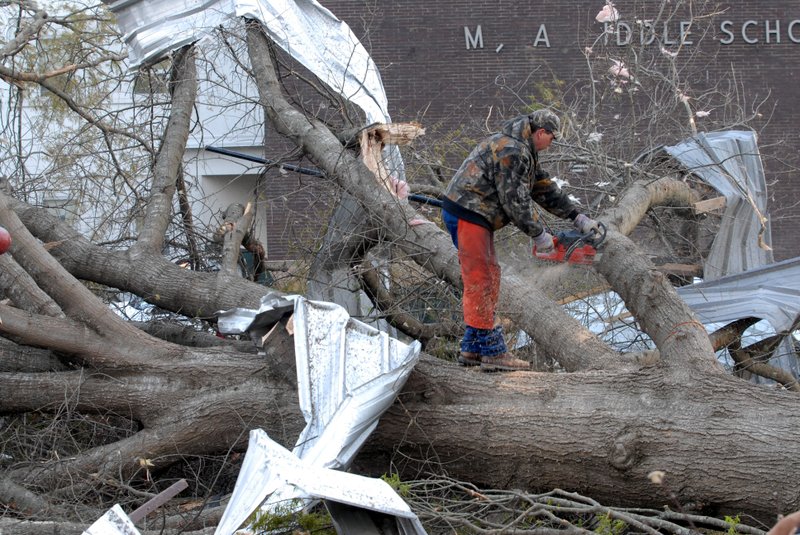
[456,219,500,330]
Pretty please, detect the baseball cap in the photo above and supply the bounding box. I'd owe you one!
[529,109,561,139]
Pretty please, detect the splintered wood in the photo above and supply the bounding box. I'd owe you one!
[359,122,425,197]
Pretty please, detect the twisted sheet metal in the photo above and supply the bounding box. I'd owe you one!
[664,130,774,279]
[216,429,427,535]
[214,297,424,534]
[101,0,389,125]
[678,256,800,377]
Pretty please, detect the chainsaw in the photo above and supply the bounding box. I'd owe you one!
[533,222,607,265]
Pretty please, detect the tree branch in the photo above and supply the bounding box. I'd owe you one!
[596,228,719,374]
[709,317,761,351]
[0,193,153,348]
[0,6,47,58]
[730,346,800,392]
[12,199,270,319]
[603,175,698,237]
[245,20,462,289]
[0,304,116,365]
[0,252,63,317]
[358,259,462,345]
[213,203,254,277]
[133,45,197,254]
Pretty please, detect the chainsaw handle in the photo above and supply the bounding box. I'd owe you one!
[576,221,607,244]
[564,222,606,262]
[591,221,607,245]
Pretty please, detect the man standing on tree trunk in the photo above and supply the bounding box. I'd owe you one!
[442,109,599,372]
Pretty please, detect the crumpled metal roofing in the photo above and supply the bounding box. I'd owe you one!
[216,292,296,350]
[101,0,389,125]
[290,298,421,468]
[217,430,427,535]
[664,131,799,379]
[678,256,800,377]
[678,257,800,332]
[663,130,774,280]
[214,297,424,535]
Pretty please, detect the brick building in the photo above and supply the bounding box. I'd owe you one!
[321,0,800,261]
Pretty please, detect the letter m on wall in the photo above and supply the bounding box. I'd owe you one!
[465,25,483,49]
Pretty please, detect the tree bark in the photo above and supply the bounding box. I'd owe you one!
[361,355,800,522]
[133,45,197,255]
[2,15,799,532]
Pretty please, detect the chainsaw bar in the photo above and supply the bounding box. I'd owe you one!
[533,222,607,265]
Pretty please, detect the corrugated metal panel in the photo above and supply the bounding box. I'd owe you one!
[678,257,800,377]
[678,257,800,332]
[102,0,229,67]
[291,298,420,466]
[82,505,140,535]
[664,130,774,279]
[216,430,427,535]
[101,0,389,124]
[214,297,424,535]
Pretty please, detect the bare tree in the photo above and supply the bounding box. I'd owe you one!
[0,2,798,533]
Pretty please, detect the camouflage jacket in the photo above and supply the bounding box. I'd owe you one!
[442,115,579,238]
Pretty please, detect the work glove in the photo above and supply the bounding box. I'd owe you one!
[533,231,555,254]
[574,213,600,235]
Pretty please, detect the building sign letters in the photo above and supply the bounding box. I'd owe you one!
[464,19,800,50]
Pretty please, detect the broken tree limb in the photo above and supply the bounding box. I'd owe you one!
[603,175,698,237]
[214,202,255,277]
[730,345,800,392]
[360,122,424,198]
[0,252,63,318]
[133,45,197,256]
[0,193,151,345]
[596,228,720,374]
[246,22,463,289]
[13,199,269,318]
[709,317,761,351]
[0,475,62,519]
[709,317,800,389]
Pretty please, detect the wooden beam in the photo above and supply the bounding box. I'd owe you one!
[128,479,188,523]
[655,263,703,277]
[693,196,726,214]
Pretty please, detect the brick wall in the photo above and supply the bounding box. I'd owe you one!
[322,0,800,261]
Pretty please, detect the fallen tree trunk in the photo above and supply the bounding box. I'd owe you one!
[2,15,799,533]
[363,354,800,522]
